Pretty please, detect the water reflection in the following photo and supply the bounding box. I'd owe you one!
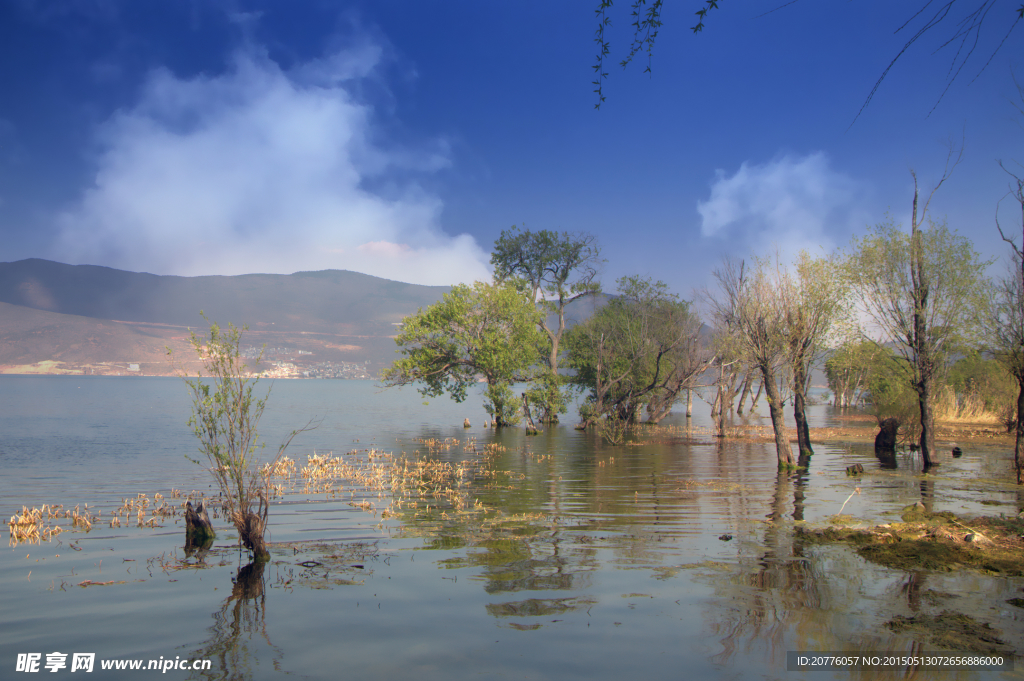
[190,562,282,681]
[5,380,1024,680]
[184,536,213,563]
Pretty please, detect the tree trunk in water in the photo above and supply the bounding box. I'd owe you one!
[234,506,270,563]
[717,392,727,438]
[685,389,692,417]
[792,363,813,456]
[750,381,763,411]
[645,393,673,424]
[910,189,935,470]
[760,365,793,467]
[917,380,936,469]
[793,389,812,457]
[522,392,541,434]
[1016,379,1024,484]
[736,372,753,415]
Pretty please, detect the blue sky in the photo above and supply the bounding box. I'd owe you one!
[0,1,1021,294]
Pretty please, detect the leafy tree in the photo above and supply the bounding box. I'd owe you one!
[491,225,602,422]
[864,348,921,437]
[846,162,989,467]
[381,281,544,426]
[825,340,887,408]
[944,352,1016,421]
[565,276,709,432]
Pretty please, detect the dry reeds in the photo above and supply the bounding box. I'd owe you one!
[8,506,63,544]
[7,504,105,545]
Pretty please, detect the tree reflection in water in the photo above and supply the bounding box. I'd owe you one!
[701,451,950,679]
[189,561,283,681]
[705,454,831,668]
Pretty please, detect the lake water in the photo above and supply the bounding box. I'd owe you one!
[2,376,1023,680]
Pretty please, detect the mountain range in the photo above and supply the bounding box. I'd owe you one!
[0,259,610,378]
[0,259,450,376]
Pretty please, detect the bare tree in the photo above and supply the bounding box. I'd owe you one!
[846,151,989,468]
[706,257,794,467]
[783,252,848,457]
[591,1,1024,118]
[992,164,1024,483]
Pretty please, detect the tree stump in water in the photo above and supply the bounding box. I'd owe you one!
[874,418,899,453]
[185,499,215,542]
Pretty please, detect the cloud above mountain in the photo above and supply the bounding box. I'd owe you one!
[52,41,491,285]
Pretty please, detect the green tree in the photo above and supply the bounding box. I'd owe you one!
[381,281,545,426]
[825,340,887,408]
[864,348,921,436]
[945,351,1016,421]
[491,225,602,422]
[846,164,989,467]
[566,276,709,432]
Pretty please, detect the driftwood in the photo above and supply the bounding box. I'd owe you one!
[185,499,215,542]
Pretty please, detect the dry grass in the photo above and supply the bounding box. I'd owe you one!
[933,387,1002,425]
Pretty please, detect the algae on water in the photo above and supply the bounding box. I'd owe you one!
[886,611,1015,655]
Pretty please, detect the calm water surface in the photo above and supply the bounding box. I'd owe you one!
[2,376,1023,680]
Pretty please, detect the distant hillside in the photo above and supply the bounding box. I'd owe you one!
[0,259,451,376]
[0,259,449,334]
[0,301,200,375]
[0,259,623,377]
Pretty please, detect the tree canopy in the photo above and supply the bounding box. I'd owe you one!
[565,275,709,433]
[491,225,602,421]
[381,280,544,426]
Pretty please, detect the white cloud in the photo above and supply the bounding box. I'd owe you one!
[697,153,868,260]
[52,44,491,286]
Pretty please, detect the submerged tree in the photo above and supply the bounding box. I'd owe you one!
[170,317,309,563]
[491,226,602,422]
[846,160,989,468]
[566,276,710,433]
[706,257,795,467]
[381,281,544,426]
[825,340,888,408]
[783,253,848,457]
